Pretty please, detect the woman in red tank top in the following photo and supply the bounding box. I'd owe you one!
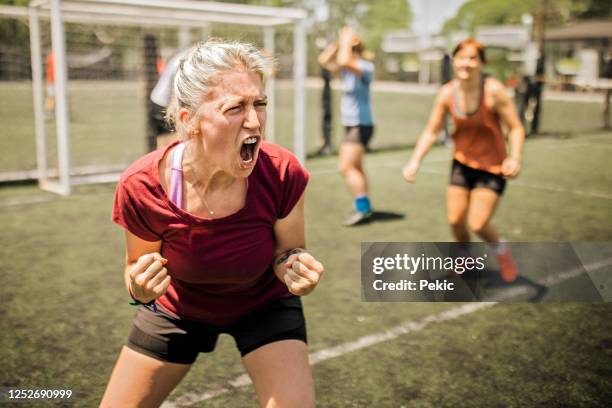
[402,39,525,283]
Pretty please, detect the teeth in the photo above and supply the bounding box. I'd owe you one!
[244,137,257,145]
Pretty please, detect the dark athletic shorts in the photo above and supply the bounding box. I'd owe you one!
[343,125,374,148]
[450,159,506,195]
[127,296,307,364]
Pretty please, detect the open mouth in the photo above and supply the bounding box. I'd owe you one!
[240,136,259,164]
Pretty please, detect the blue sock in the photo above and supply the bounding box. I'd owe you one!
[354,196,371,213]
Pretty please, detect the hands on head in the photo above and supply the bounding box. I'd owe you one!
[339,26,361,48]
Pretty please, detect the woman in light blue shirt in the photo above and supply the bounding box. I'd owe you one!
[318,27,375,226]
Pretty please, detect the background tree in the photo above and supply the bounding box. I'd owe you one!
[0,0,29,43]
[443,0,612,34]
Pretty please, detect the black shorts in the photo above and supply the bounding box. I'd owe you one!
[343,125,374,148]
[127,296,307,364]
[450,159,506,195]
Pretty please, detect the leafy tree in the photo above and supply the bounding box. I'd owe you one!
[569,0,612,20]
[213,0,412,75]
[0,0,413,78]
[0,0,30,48]
[443,0,612,34]
[322,0,411,53]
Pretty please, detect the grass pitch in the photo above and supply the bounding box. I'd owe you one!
[1,83,611,407]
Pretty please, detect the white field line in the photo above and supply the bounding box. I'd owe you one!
[526,141,612,150]
[1,137,605,206]
[414,167,612,200]
[308,157,451,176]
[2,138,604,206]
[0,195,56,207]
[485,256,612,301]
[566,142,612,149]
[283,79,608,103]
[162,256,612,408]
[0,189,112,207]
[0,154,445,207]
[310,154,612,201]
[309,137,612,199]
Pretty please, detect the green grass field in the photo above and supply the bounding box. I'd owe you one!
[1,83,611,407]
[1,80,609,172]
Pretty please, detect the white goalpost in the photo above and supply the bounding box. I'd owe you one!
[24,0,307,196]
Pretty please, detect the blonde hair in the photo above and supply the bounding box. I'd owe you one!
[166,38,275,141]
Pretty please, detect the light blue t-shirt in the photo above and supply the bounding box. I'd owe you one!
[340,59,374,126]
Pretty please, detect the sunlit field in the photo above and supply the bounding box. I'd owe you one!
[1,81,611,407]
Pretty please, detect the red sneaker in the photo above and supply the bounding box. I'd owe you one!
[497,248,518,282]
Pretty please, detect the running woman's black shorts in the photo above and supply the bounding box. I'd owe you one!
[343,125,374,148]
[450,159,506,195]
[127,296,307,364]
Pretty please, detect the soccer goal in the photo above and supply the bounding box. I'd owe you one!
[17,0,307,195]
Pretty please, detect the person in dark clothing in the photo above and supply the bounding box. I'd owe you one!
[318,67,333,155]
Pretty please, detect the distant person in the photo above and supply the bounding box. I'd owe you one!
[318,27,375,226]
[605,55,612,130]
[529,56,545,135]
[44,52,55,117]
[515,74,533,128]
[402,39,525,282]
[149,49,190,149]
[101,39,324,407]
[318,66,333,155]
[438,52,453,145]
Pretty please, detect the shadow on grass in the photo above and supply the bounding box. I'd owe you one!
[370,210,405,222]
[457,268,549,302]
[348,210,405,227]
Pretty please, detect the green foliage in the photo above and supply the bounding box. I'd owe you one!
[324,0,411,51]
[360,0,412,52]
[0,0,412,78]
[219,0,412,76]
[443,0,612,34]
[0,18,29,48]
[306,0,411,77]
[0,0,30,52]
[570,0,612,19]
[0,0,29,5]
[443,0,536,34]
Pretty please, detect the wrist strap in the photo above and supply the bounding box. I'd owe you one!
[275,248,305,265]
[128,286,157,312]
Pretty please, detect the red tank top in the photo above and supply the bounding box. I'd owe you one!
[448,78,507,174]
[46,53,55,83]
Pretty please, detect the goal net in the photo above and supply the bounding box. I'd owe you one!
[0,0,307,194]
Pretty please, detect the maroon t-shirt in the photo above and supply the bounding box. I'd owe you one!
[112,141,309,325]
